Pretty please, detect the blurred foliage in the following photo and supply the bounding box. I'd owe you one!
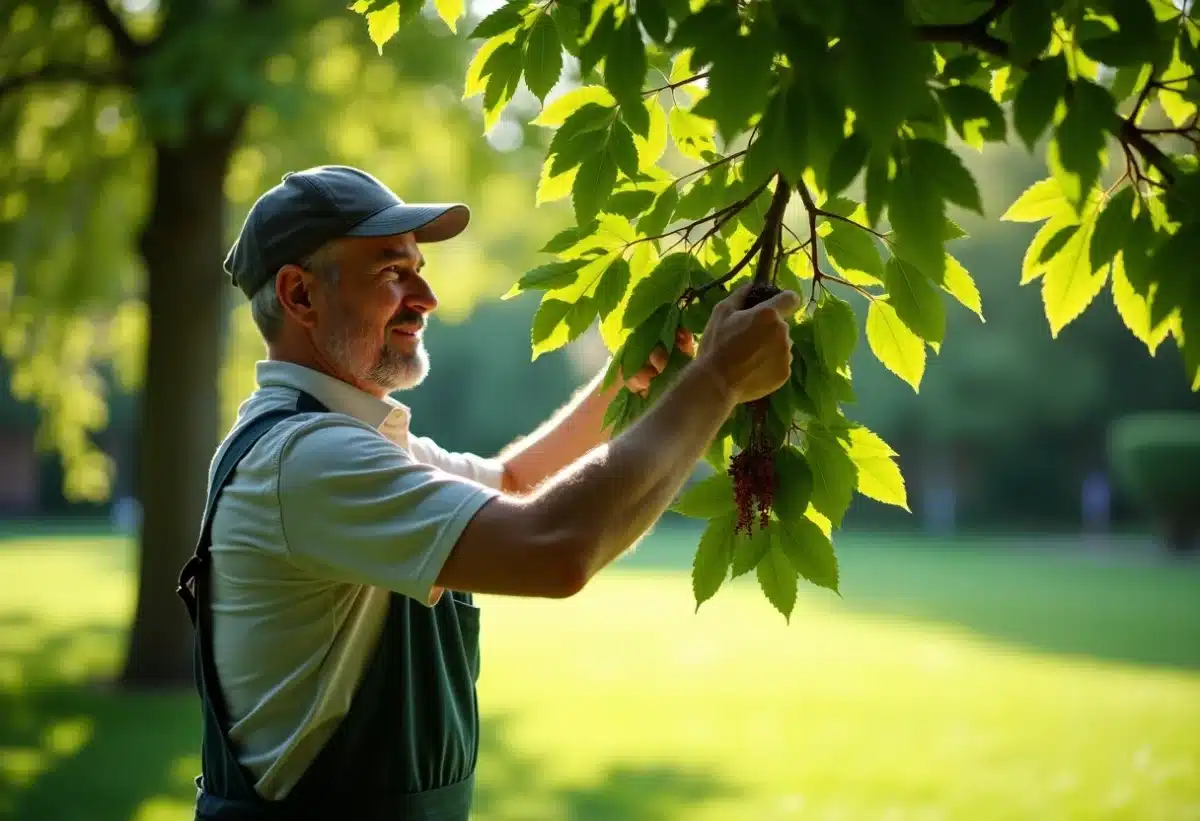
[361,0,1200,619]
[1108,410,1200,549]
[0,0,570,500]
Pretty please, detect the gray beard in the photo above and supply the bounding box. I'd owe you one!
[325,322,429,393]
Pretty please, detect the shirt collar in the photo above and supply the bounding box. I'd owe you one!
[254,360,411,446]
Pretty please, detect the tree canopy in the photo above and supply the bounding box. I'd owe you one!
[359,0,1200,620]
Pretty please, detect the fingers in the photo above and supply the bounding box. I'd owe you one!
[758,289,803,317]
[675,327,696,357]
[711,282,753,320]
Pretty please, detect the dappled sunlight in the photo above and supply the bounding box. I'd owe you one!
[130,796,196,821]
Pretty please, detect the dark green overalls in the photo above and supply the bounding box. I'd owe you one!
[177,392,481,820]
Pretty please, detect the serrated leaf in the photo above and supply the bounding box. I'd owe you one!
[848,426,908,510]
[634,98,668,169]
[826,132,869,197]
[774,446,815,522]
[572,151,618,224]
[884,257,945,345]
[605,19,647,120]
[866,299,926,390]
[1002,176,1071,222]
[502,258,587,299]
[536,158,577,205]
[1022,215,1074,284]
[672,472,735,518]
[549,103,616,175]
[621,306,670,379]
[594,256,631,319]
[909,138,983,215]
[692,512,735,610]
[532,85,615,127]
[1009,0,1053,64]
[622,254,693,329]
[864,152,891,229]
[524,13,562,100]
[609,121,640,178]
[531,298,573,357]
[1013,55,1068,151]
[366,3,401,53]
[601,386,631,432]
[1111,252,1171,354]
[757,539,799,621]
[432,0,464,31]
[469,1,527,38]
[1091,186,1136,270]
[1042,212,1109,337]
[777,515,839,593]
[668,105,716,163]
[1050,81,1114,214]
[839,0,926,149]
[805,428,858,528]
[689,19,776,140]
[823,218,884,285]
[943,253,984,320]
[731,525,772,577]
[937,83,1007,149]
[888,158,946,282]
[464,34,515,100]
[639,185,679,238]
[814,295,858,370]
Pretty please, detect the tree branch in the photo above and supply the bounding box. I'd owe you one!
[690,233,765,300]
[974,0,1017,29]
[794,177,822,304]
[0,64,127,100]
[83,0,144,61]
[754,177,791,287]
[645,72,710,95]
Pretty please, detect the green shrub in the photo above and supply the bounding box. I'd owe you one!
[1108,413,1200,552]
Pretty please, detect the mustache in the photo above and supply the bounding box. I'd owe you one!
[388,312,424,330]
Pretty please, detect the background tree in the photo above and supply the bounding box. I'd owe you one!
[0,0,554,687]
[360,0,1200,620]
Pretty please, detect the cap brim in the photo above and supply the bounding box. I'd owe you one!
[345,203,470,243]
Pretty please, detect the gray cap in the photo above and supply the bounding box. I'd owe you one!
[223,165,470,298]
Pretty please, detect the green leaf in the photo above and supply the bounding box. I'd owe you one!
[1146,222,1200,329]
[623,254,693,329]
[692,512,735,610]
[689,18,776,141]
[601,386,631,432]
[757,538,799,621]
[668,105,715,162]
[637,0,669,43]
[536,159,577,205]
[728,522,770,577]
[777,515,840,593]
[594,256,631,320]
[532,85,615,127]
[621,306,670,379]
[1042,210,1109,337]
[523,13,563,101]
[1008,0,1054,64]
[826,132,869,197]
[864,152,891,229]
[805,428,858,528]
[572,151,618,224]
[888,157,946,282]
[1013,55,1068,151]
[1090,186,1136,271]
[908,138,983,215]
[1022,215,1074,284]
[866,299,926,390]
[634,99,668,169]
[1111,252,1171,354]
[943,253,984,320]
[884,257,946,345]
[1002,176,1072,222]
[639,185,679,238]
[839,0,926,149]
[549,103,615,175]
[469,1,528,38]
[367,2,401,53]
[531,298,572,356]
[609,121,640,178]
[773,446,815,522]
[813,294,858,370]
[848,426,908,510]
[502,258,586,299]
[578,3,616,76]
[1050,81,1115,214]
[605,19,648,129]
[672,472,735,518]
[937,83,1007,149]
[823,217,884,285]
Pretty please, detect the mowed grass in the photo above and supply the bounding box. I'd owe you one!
[1,524,1198,821]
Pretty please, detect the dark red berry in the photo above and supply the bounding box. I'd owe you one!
[742,282,782,310]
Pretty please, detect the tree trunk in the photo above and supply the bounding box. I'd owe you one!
[120,121,244,689]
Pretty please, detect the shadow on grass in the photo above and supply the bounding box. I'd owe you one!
[623,520,1200,672]
[0,618,737,821]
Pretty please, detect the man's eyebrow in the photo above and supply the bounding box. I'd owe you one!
[376,246,425,270]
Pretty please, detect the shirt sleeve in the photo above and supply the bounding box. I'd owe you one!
[406,433,507,491]
[276,416,501,605]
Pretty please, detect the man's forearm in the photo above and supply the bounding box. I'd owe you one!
[526,359,736,580]
[496,365,620,494]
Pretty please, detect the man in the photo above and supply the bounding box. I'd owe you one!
[180,165,798,820]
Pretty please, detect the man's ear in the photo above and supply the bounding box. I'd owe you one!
[276,264,318,329]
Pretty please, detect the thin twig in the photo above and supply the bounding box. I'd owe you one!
[794,178,822,305]
[813,207,888,239]
[674,150,749,187]
[690,233,765,299]
[644,71,710,95]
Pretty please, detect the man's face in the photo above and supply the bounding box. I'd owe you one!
[314,232,437,395]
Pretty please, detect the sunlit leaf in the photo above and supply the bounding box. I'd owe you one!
[866,299,926,390]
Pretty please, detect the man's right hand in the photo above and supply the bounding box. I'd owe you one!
[694,282,802,405]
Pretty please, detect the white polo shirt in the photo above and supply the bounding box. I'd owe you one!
[206,360,504,800]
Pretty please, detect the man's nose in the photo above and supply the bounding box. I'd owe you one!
[404,280,438,314]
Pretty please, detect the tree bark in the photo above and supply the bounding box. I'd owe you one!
[120,120,244,689]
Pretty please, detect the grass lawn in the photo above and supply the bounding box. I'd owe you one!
[1,523,1198,821]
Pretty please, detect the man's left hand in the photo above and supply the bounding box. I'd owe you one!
[624,327,697,398]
